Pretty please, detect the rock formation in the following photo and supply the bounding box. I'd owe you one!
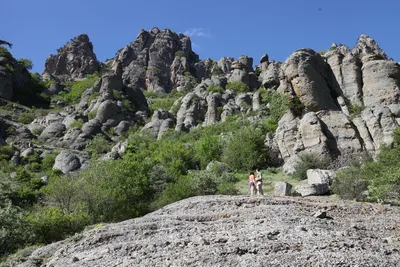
[13,196,400,266]
[43,34,99,82]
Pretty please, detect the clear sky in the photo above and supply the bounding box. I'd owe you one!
[2,0,400,73]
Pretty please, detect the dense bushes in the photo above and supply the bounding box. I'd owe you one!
[61,74,98,104]
[222,126,268,171]
[226,82,249,93]
[292,153,330,180]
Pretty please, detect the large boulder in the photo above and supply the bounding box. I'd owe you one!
[274,182,292,196]
[294,180,329,196]
[43,34,99,82]
[38,122,66,143]
[53,151,81,174]
[95,100,124,125]
[282,49,341,111]
[351,34,388,63]
[142,109,175,139]
[307,169,336,185]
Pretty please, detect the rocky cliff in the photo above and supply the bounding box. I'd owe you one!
[42,34,99,82]
[1,29,399,175]
[12,195,400,266]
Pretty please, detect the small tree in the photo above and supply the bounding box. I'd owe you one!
[18,58,33,70]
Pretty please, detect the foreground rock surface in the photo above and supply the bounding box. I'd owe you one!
[15,196,400,267]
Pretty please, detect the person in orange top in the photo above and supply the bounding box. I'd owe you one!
[249,171,256,195]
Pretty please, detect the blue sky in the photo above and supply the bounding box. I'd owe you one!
[2,0,400,73]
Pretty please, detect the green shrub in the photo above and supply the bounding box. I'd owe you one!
[175,51,185,57]
[17,58,33,70]
[69,119,84,129]
[331,165,369,201]
[222,126,268,171]
[86,134,110,159]
[292,153,330,180]
[0,146,13,161]
[17,112,36,124]
[261,118,278,133]
[194,134,222,169]
[226,82,249,93]
[348,104,365,117]
[88,109,97,120]
[211,66,223,76]
[26,206,90,244]
[184,71,192,77]
[190,169,238,195]
[206,85,224,94]
[87,92,100,104]
[154,175,193,208]
[113,89,122,100]
[64,74,98,104]
[149,98,176,113]
[42,155,56,170]
[269,93,290,121]
[0,203,33,257]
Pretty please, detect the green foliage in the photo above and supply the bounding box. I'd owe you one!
[63,74,98,104]
[194,133,222,169]
[206,85,225,94]
[69,119,84,129]
[25,206,89,244]
[0,46,12,59]
[0,146,13,161]
[149,98,177,113]
[211,65,223,76]
[17,58,33,70]
[226,81,249,93]
[87,92,100,104]
[222,126,269,171]
[269,93,290,121]
[113,89,122,100]
[331,165,369,201]
[175,51,185,57]
[88,109,97,120]
[260,118,278,133]
[42,155,56,170]
[154,175,193,208]
[184,71,192,77]
[348,104,365,117]
[0,204,33,257]
[191,168,238,195]
[292,153,330,180]
[17,111,35,124]
[86,134,110,159]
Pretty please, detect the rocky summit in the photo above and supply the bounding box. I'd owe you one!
[14,195,400,267]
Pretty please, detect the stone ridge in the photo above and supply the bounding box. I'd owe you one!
[14,195,400,266]
[42,34,99,82]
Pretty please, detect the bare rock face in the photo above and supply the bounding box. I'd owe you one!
[175,92,207,131]
[259,61,282,91]
[204,93,222,126]
[0,55,30,100]
[361,60,400,108]
[111,28,200,93]
[43,34,99,82]
[352,34,388,63]
[324,46,363,106]
[141,109,175,139]
[282,49,341,111]
[228,56,259,90]
[15,196,400,267]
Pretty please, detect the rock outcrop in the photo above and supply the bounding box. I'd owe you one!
[14,196,400,267]
[43,34,99,82]
[111,27,200,93]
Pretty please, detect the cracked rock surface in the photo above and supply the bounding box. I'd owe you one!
[16,195,400,267]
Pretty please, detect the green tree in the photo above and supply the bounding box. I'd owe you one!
[222,126,268,171]
[18,58,33,70]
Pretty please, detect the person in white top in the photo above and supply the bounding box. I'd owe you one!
[255,169,263,195]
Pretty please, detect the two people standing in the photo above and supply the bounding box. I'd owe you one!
[249,169,263,195]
